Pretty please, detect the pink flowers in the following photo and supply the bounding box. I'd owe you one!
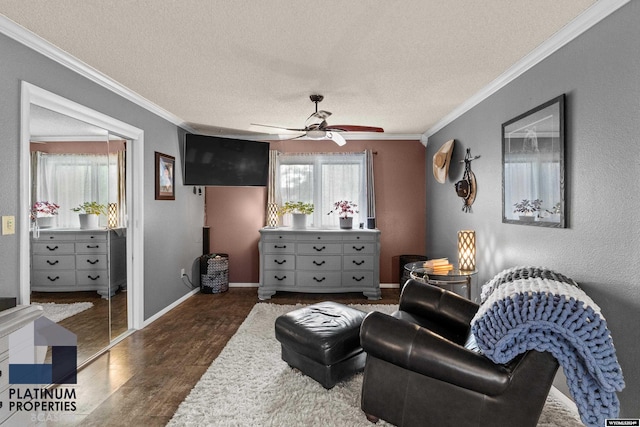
[327,200,358,218]
[31,201,60,218]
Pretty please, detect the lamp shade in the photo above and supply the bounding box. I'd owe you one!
[458,230,476,271]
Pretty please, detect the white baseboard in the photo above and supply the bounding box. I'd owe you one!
[143,287,200,327]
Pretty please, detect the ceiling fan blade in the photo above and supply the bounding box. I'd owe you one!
[325,125,384,133]
[327,131,347,147]
[251,123,307,132]
[307,110,332,121]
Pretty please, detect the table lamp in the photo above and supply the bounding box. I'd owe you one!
[458,230,476,271]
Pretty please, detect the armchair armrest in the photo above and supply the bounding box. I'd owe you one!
[399,279,479,335]
[360,311,511,396]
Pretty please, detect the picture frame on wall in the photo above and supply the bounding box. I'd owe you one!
[502,94,566,228]
[155,152,175,200]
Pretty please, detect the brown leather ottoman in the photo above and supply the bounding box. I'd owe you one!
[274,302,367,389]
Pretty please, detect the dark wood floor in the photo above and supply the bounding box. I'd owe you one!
[31,290,128,363]
[49,288,400,426]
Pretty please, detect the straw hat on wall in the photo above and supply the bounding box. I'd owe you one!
[433,139,454,184]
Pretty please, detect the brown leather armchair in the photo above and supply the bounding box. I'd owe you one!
[359,279,559,427]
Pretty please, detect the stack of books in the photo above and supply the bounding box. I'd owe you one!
[423,258,454,274]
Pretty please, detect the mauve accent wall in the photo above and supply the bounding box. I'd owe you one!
[204,139,426,284]
[424,2,639,416]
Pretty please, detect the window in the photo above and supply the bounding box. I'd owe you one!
[278,152,366,228]
[33,152,120,228]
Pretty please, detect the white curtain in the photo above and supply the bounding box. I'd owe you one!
[276,151,368,228]
[32,152,119,228]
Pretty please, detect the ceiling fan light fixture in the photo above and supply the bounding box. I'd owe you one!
[306,129,326,140]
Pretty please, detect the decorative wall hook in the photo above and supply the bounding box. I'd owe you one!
[454,148,480,213]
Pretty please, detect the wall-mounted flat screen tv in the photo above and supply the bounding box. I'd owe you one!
[183,133,270,186]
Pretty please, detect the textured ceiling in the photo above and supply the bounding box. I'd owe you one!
[1,1,597,138]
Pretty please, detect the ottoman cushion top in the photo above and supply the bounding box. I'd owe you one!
[275,302,366,366]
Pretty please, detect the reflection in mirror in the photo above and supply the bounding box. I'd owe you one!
[502,95,565,228]
[29,105,129,364]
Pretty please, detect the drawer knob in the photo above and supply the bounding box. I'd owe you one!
[313,276,326,282]
[274,275,287,281]
[46,245,59,251]
[87,259,100,265]
[274,259,286,265]
[313,246,326,252]
[274,245,287,249]
[313,260,326,266]
[86,245,100,249]
[352,276,365,282]
[46,260,59,265]
[47,276,60,282]
[352,245,365,251]
[353,260,365,266]
[88,275,101,281]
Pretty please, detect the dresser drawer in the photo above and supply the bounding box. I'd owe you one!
[32,242,75,254]
[343,242,375,254]
[343,255,374,270]
[31,270,76,287]
[296,243,342,255]
[262,233,295,242]
[76,270,108,286]
[263,272,295,286]
[33,232,71,242]
[297,255,342,270]
[32,255,75,270]
[76,233,107,241]
[342,271,374,287]
[75,242,107,254]
[264,254,295,270]
[76,254,108,270]
[342,233,376,242]
[296,233,339,242]
[262,241,295,254]
[297,271,342,286]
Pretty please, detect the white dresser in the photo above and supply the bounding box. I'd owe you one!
[31,229,126,297]
[258,228,381,300]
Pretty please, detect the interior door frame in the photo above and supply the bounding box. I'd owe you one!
[19,81,145,330]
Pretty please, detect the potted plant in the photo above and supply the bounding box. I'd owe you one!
[327,200,359,229]
[279,201,314,229]
[513,198,542,221]
[31,201,60,228]
[72,201,107,229]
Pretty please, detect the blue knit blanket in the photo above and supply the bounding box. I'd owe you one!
[470,267,624,427]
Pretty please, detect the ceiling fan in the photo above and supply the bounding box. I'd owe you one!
[251,94,384,146]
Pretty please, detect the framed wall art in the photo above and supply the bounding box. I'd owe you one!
[502,94,565,228]
[155,152,175,200]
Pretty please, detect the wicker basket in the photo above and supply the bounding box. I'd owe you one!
[200,253,229,294]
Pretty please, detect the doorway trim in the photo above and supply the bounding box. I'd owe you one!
[19,81,145,330]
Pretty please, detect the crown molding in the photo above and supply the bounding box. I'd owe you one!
[421,0,630,146]
[0,15,196,133]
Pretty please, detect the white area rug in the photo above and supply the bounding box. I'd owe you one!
[169,303,584,427]
[37,302,94,323]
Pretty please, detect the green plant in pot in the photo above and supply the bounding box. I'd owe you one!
[72,201,107,229]
[513,198,542,221]
[279,201,314,229]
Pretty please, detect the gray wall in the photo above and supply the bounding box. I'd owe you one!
[425,2,639,416]
[0,32,204,320]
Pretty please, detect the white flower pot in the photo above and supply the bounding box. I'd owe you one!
[36,216,55,229]
[79,213,100,229]
[291,213,307,229]
[339,217,353,229]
